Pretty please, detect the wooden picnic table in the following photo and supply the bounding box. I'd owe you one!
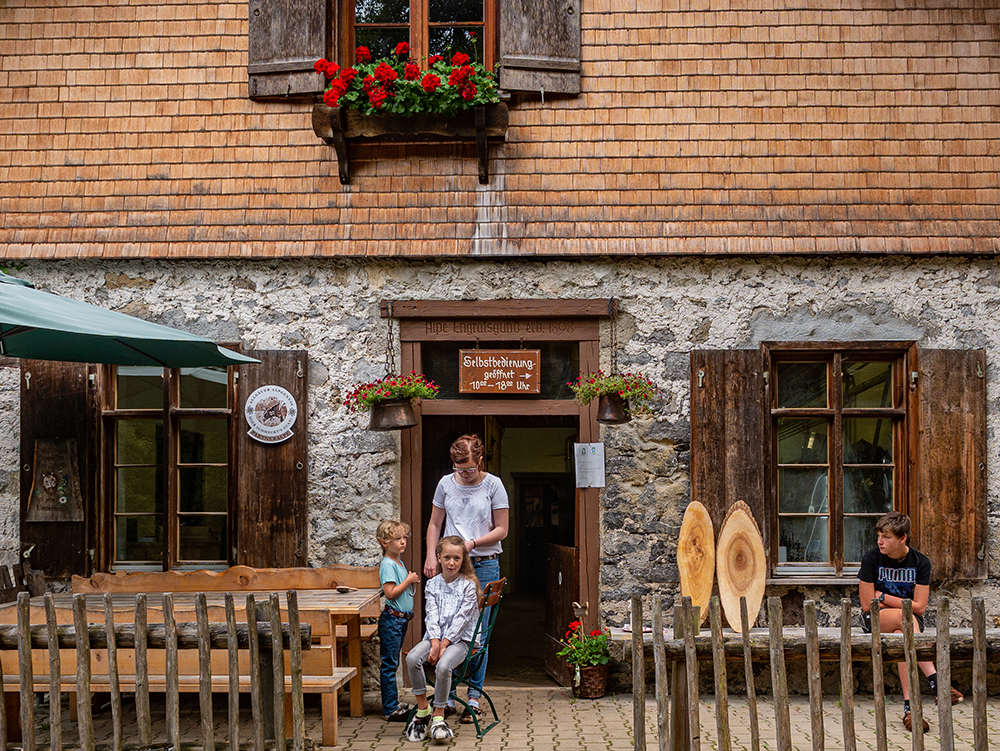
[0,588,382,720]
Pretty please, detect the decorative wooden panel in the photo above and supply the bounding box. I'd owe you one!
[499,0,581,94]
[248,0,327,99]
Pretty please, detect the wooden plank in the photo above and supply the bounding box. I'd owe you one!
[163,594,180,748]
[420,399,581,416]
[247,595,264,751]
[288,591,305,751]
[767,597,791,751]
[196,593,214,751]
[972,597,987,751]
[652,595,669,751]
[669,604,689,751]
[386,299,612,319]
[901,600,924,751]
[839,599,856,751]
[0,670,355,694]
[740,597,760,751]
[871,602,887,751]
[269,593,286,740]
[44,594,62,751]
[631,596,645,751]
[73,594,94,751]
[72,565,355,593]
[937,597,954,751]
[682,598,700,751]
[804,601,823,751]
[18,593,35,751]
[135,595,151,747]
[103,594,123,751]
[399,319,600,343]
[709,597,730,751]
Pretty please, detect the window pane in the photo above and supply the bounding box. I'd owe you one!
[117,366,163,409]
[178,515,227,562]
[776,362,827,409]
[179,467,228,513]
[429,27,483,60]
[116,467,163,513]
[115,515,162,562]
[777,516,829,563]
[843,362,892,408]
[179,419,228,464]
[777,419,827,464]
[354,28,409,60]
[778,467,828,514]
[844,515,883,563]
[422,341,578,399]
[844,468,893,514]
[117,420,163,465]
[844,418,892,463]
[430,0,482,23]
[356,0,409,24]
[179,367,228,409]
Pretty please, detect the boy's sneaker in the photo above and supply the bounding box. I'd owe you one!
[405,713,431,742]
[430,718,454,741]
[385,703,413,722]
[903,710,929,733]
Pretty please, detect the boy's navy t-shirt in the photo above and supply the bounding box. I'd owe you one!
[858,546,931,601]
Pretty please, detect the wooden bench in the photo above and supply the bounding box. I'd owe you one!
[71,565,382,720]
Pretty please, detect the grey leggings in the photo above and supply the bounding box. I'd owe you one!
[406,639,471,708]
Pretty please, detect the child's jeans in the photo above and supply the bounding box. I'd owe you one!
[406,639,471,708]
[378,609,411,716]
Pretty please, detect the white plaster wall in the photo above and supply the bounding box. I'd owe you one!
[4,257,999,615]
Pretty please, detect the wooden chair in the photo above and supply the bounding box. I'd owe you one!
[426,577,507,738]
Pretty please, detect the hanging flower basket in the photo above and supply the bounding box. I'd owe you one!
[596,392,631,424]
[567,370,660,424]
[344,371,440,432]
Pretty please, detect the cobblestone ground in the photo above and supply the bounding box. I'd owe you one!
[49,687,997,750]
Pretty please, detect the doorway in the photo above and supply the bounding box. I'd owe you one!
[420,415,576,686]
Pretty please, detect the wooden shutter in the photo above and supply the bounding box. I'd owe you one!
[248,0,328,99]
[914,349,987,580]
[236,350,309,567]
[19,360,96,578]
[499,0,581,94]
[690,350,766,538]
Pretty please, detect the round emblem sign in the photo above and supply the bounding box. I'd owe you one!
[245,385,298,444]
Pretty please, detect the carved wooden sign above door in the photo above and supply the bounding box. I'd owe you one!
[459,349,541,394]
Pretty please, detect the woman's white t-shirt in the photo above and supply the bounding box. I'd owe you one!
[432,473,509,557]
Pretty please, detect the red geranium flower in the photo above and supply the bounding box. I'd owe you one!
[404,62,420,80]
[460,82,476,100]
[323,88,340,106]
[395,41,410,56]
[421,72,440,92]
[451,52,470,66]
[448,64,473,86]
[428,54,443,65]
[355,46,372,64]
[373,61,398,84]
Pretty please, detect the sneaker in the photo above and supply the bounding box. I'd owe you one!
[385,703,413,722]
[459,705,483,724]
[903,710,929,733]
[443,704,457,719]
[430,718,454,741]
[936,687,964,705]
[405,713,431,742]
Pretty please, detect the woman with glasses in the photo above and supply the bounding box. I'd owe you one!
[423,433,509,724]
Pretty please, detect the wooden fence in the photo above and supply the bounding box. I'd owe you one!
[0,590,312,751]
[630,594,994,751]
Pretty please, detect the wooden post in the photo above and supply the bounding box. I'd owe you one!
[652,595,669,751]
[287,590,306,751]
[163,593,180,749]
[44,594,62,751]
[226,594,241,751]
[682,598,700,751]
[669,604,689,751]
[870,601,887,751]
[839,599,856,751]
[632,596,646,751]
[73,594,94,751]
[134,594,152,747]
[739,597,760,751]
[766,597,791,751]
[17,592,35,751]
[936,596,954,751]
[269,593,286,742]
[972,596,987,751]
[803,600,823,751]
[103,594,123,751]
[247,594,265,751]
[196,593,215,751]
[901,599,924,751]
[709,597,730,751]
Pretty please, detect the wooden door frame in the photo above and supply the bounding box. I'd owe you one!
[394,299,605,644]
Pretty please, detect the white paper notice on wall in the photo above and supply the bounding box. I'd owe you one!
[574,443,606,488]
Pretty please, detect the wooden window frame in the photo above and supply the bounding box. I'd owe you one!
[101,365,237,572]
[763,341,916,581]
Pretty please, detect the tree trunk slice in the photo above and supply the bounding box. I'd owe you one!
[677,501,715,624]
[717,501,766,631]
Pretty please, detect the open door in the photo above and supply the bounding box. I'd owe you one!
[544,542,578,685]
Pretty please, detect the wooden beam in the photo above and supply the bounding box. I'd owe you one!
[383,299,615,318]
[420,399,579,415]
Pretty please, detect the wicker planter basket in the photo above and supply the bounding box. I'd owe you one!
[572,664,609,699]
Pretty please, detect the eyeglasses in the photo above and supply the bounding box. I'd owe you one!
[453,466,479,475]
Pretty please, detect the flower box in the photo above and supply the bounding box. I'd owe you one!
[311,102,509,185]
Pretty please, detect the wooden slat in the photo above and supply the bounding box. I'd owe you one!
[871,602,887,751]
[839,599,856,751]
[901,600,924,751]
[386,299,613,318]
[682,598,700,751]
[72,565,354,594]
[651,595,669,751]
[669,604,689,751]
[73,594,94,751]
[972,597,987,751]
[226,594,240,751]
[767,597,791,751]
[134,595,151,747]
[44,594,61,751]
[247,595,265,751]
[398,319,600,343]
[631,596,645,751]
[803,601,823,751]
[288,591,305,751]
[163,594,180,747]
[269,593,286,741]
[740,597,760,751]
[1,669,355,694]
[709,597,730,751]
[18,593,35,751]
[937,597,953,751]
[103,594,123,751]
[196,593,214,751]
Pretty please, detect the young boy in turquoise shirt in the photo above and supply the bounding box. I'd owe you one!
[377,520,420,721]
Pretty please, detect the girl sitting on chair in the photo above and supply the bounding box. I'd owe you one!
[405,536,482,742]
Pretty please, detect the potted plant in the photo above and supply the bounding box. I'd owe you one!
[556,620,611,699]
[343,371,440,431]
[567,370,660,424]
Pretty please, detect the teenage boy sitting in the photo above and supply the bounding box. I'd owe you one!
[858,511,964,734]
